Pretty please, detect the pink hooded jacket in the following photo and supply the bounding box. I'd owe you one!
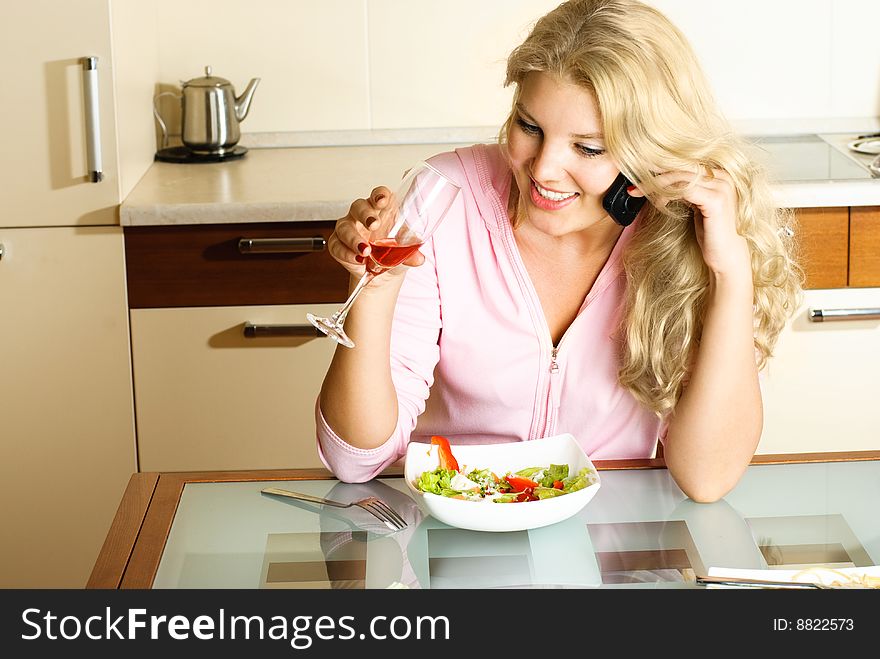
[316,143,663,483]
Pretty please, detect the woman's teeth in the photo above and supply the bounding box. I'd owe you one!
[533,181,577,201]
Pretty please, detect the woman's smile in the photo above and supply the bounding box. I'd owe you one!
[529,178,579,210]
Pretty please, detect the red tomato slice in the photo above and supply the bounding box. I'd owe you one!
[505,475,540,492]
[430,435,459,471]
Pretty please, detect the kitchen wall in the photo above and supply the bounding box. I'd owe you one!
[112,0,159,198]
[152,0,880,137]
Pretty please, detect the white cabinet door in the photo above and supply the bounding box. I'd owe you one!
[759,288,880,454]
[0,0,119,227]
[131,305,339,472]
[0,227,136,587]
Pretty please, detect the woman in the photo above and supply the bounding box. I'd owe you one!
[314,0,801,501]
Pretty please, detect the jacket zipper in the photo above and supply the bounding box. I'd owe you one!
[544,337,567,437]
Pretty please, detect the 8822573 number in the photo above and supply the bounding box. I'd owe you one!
[796,619,853,631]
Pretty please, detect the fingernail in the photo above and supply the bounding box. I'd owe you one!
[355,255,364,263]
[357,242,367,254]
[374,193,386,203]
[365,217,378,229]
[626,185,637,193]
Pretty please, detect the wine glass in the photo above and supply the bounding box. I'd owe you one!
[307,161,461,348]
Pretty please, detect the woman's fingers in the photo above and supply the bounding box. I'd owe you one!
[370,186,392,206]
[327,185,397,271]
[628,168,734,210]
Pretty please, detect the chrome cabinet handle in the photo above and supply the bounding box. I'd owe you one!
[81,56,103,183]
[0,243,4,261]
[237,237,326,254]
[809,308,880,322]
[243,322,326,338]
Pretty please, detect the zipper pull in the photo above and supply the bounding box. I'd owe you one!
[550,346,559,374]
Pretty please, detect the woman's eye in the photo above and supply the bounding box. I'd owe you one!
[576,144,605,158]
[515,117,540,135]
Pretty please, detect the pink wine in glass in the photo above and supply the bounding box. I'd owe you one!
[367,238,423,274]
[306,160,460,348]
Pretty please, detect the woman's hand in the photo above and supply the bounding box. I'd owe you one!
[328,186,426,287]
[629,169,751,280]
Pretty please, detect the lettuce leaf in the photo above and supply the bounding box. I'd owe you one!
[416,468,457,496]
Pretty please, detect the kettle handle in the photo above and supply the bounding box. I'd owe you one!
[153,91,182,150]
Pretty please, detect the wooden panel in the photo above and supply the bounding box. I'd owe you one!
[792,207,849,289]
[849,206,880,287]
[124,222,349,307]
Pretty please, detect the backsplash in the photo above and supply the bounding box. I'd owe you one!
[153,0,880,136]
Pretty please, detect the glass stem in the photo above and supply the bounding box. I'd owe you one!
[332,271,375,325]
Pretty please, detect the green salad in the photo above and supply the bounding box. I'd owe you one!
[415,463,596,503]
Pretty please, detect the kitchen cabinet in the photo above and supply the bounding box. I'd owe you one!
[794,206,880,288]
[0,227,136,587]
[757,207,880,455]
[758,287,880,455]
[3,1,119,227]
[124,222,349,472]
[130,304,339,471]
[0,0,154,587]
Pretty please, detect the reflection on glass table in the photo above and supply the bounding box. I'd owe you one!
[148,459,880,589]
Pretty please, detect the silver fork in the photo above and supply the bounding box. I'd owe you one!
[261,487,407,531]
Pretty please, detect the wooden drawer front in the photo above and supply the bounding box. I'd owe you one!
[792,207,849,289]
[850,206,880,288]
[131,304,336,471]
[124,222,349,308]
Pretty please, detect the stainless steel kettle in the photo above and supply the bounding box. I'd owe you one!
[154,66,260,154]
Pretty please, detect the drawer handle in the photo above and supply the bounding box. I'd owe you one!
[243,322,326,338]
[81,56,103,183]
[238,237,326,254]
[808,308,880,322]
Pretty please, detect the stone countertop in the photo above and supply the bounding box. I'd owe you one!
[121,134,880,226]
[121,143,469,226]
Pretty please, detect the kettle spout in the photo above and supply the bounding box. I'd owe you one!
[234,78,260,122]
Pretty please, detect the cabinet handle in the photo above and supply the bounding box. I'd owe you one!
[243,322,326,338]
[81,56,103,183]
[237,237,326,254]
[0,243,4,261]
[808,308,880,322]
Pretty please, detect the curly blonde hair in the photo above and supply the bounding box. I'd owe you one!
[501,0,803,417]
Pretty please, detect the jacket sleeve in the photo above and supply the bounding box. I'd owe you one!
[315,212,445,483]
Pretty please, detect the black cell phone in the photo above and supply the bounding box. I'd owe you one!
[602,172,646,227]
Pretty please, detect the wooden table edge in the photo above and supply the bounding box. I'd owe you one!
[87,472,160,588]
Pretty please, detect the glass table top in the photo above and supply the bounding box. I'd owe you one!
[153,460,880,589]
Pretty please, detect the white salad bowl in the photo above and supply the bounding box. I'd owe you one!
[404,433,601,532]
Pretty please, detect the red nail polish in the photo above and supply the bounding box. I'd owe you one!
[626,185,637,193]
[355,255,364,263]
[357,242,367,254]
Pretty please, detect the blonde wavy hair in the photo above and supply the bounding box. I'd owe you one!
[501,0,803,417]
